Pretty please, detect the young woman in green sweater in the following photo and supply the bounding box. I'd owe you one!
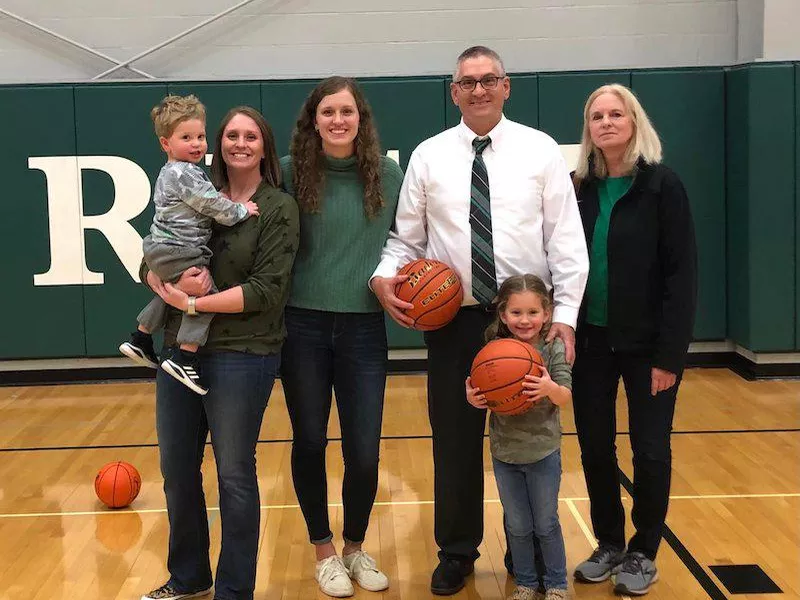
[280,76,404,598]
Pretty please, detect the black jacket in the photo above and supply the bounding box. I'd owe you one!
[575,160,698,373]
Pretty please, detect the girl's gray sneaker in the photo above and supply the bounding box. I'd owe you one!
[612,552,659,595]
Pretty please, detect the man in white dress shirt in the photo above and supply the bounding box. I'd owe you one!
[371,46,589,595]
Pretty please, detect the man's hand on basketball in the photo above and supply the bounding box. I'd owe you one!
[547,322,576,364]
[523,367,556,403]
[371,275,415,328]
[176,266,212,296]
[465,377,488,409]
[650,367,677,396]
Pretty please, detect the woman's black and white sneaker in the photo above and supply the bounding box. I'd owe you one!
[119,331,159,368]
[161,350,208,395]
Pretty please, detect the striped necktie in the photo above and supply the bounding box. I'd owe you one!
[470,136,497,305]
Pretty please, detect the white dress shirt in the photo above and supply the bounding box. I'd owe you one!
[373,116,589,327]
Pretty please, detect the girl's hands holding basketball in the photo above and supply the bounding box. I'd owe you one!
[523,367,558,403]
[524,367,572,407]
[465,377,488,409]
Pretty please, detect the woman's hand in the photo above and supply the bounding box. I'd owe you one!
[146,270,165,294]
[155,282,190,312]
[651,368,677,396]
[175,266,212,296]
[465,376,488,409]
[523,366,557,403]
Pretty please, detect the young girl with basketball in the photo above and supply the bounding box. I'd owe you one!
[466,274,572,600]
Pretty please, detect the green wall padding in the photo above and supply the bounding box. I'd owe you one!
[795,64,799,349]
[75,84,168,356]
[726,64,796,351]
[538,71,631,142]
[726,66,751,347]
[631,69,726,340]
[261,80,318,157]
[167,82,262,146]
[2,63,798,359]
[0,87,86,358]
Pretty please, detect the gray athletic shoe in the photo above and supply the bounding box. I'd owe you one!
[574,545,625,582]
[613,552,658,595]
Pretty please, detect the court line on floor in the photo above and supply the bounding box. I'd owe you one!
[2,492,798,519]
[2,427,799,453]
[565,499,632,600]
[619,470,727,600]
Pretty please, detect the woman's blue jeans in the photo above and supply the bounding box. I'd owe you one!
[281,307,387,544]
[156,350,279,600]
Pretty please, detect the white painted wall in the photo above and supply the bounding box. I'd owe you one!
[0,0,744,84]
[762,0,800,60]
[736,0,764,62]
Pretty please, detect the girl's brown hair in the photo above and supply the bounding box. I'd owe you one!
[290,76,384,218]
[485,274,553,342]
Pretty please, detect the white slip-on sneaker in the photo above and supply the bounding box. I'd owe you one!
[343,550,389,592]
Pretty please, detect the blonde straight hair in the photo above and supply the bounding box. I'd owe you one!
[574,84,662,180]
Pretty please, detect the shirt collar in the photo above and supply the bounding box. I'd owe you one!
[458,115,507,151]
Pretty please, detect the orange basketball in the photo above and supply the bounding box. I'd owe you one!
[95,461,141,508]
[470,338,545,416]
[394,259,463,331]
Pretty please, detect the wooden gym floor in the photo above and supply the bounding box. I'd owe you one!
[0,367,798,599]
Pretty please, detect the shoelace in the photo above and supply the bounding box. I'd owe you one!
[588,545,618,563]
[319,556,348,584]
[350,551,379,573]
[148,584,178,599]
[620,552,646,574]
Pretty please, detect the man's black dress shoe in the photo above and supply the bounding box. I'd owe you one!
[430,557,474,595]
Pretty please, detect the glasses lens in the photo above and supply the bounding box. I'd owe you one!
[480,75,500,89]
[458,79,477,91]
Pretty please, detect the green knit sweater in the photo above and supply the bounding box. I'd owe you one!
[280,154,403,313]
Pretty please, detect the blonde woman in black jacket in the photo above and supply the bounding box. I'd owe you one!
[571,84,697,596]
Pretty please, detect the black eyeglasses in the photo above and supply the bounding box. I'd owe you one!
[453,74,505,92]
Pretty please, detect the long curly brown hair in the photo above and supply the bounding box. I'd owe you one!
[290,76,384,218]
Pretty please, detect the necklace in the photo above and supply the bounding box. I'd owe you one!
[226,184,259,203]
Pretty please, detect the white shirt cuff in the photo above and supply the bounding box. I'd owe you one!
[552,305,580,329]
[369,261,401,292]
